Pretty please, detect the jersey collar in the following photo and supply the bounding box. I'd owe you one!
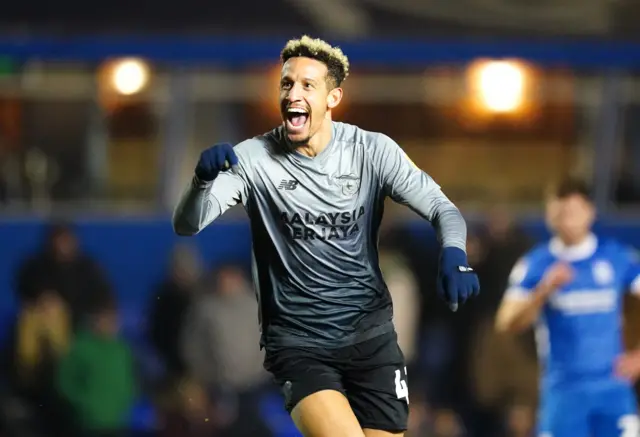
[549,233,597,261]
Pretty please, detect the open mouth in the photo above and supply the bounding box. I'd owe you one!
[285,107,309,131]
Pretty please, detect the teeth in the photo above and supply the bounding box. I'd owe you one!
[288,108,308,114]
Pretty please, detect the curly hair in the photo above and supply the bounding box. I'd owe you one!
[280,35,350,88]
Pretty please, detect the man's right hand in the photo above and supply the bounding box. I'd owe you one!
[195,142,238,182]
[540,262,574,293]
[496,262,573,333]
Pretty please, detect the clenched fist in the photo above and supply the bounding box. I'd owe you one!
[541,263,574,291]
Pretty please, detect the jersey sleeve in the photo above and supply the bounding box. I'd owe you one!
[622,246,640,295]
[209,170,249,212]
[371,134,467,251]
[172,161,249,236]
[504,255,543,301]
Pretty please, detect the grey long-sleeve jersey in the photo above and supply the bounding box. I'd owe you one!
[173,121,467,349]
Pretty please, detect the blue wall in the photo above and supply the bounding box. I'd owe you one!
[2,37,640,68]
[0,219,250,309]
[2,217,640,326]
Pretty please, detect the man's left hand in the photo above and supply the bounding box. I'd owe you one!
[437,247,480,311]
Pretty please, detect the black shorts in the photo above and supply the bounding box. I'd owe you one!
[263,331,409,433]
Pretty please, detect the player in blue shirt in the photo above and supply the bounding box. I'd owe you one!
[496,179,640,437]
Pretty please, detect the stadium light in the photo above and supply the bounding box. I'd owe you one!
[471,60,527,114]
[110,58,149,96]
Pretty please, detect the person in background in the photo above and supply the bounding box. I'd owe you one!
[497,179,640,437]
[15,221,112,329]
[149,243,203,381]
[3,286,72,437]
[379,247,420,366]
[477,207,533,317]
[467,215,537,437]
[181,263,270,437]
[13,289,70,396]
[57,295,137,437]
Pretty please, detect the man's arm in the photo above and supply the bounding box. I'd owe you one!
[495,284,553,333]
[495,259,570,333]
[172,171,247,236]
[372,134,466,251]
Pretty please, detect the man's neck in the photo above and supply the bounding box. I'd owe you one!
[559,233,591,247]
[295,119,333,158]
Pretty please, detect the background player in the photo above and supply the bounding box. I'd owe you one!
[172,36,480,437]
[496,178,640,437]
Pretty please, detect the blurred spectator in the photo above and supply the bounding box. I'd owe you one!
[379,248,420,365]
[15,221,112,329]
[378,221,436,387]
[470,326,538,436]
[1,289,72,437]
[504,405,535,437]
[156,378,218,437]
[476,207,533,316]
[432,409,467,437]
[406,393,431,437]
[56,295,137,437]
[407,395,467,437]
[13,290,70,392]
[181,263,271,437]
[467,209,537,437]
[149,243,203,380]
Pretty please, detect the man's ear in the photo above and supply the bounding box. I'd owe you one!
[327,87,343,109]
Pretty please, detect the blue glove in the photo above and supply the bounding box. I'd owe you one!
[194,142,238,182]
[437,247,480,312]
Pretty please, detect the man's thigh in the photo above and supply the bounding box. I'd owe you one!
[342,332,409,435]
[591,382,639,437]
[291,390,365,437]
[538,387,590,437]
[264,347,343,413]
[264,347,364,437]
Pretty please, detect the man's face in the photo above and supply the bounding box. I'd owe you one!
[94,310,119,337]
[279,57,333,145]
[216,267,248,296]
[545,194,595,242]
[52,231,78,261]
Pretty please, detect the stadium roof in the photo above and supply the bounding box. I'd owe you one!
[1,0,638,38]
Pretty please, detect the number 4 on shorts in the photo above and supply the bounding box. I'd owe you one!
[394,367,409,403]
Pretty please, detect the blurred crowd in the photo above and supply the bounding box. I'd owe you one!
[1,214,638,437]
[0,222,272,437]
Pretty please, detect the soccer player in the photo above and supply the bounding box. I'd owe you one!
[496,179,640,437]
[172,36,480,437]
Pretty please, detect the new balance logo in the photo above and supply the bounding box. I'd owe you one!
[278,180,299,190]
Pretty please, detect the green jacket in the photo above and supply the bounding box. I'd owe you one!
[56,329,136,431]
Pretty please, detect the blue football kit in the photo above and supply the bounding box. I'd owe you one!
[505,234,640,437]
